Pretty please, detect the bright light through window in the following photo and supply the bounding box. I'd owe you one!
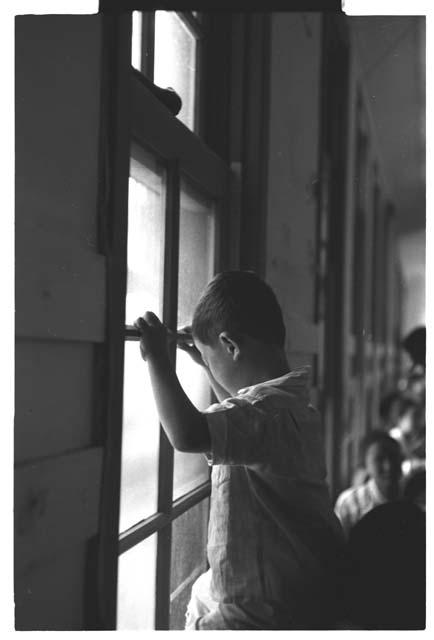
[173,181,215,499]
[131,11,142,71]
[154,11,197,131]
[117,533,157,629]
[119,146,166,533]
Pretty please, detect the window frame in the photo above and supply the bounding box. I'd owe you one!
[133,10,205,135]
[109,16,230,631]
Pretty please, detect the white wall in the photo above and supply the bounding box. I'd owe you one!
[398,229,426,336]
[265,13,322,367]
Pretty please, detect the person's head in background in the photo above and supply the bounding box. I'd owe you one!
[362,431,403,500]
[192,271,289,394]
[402,325,425,370]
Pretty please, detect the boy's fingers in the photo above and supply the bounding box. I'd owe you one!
[134,317,146,331]
[143,311,162,326]
[176,332,194,345]
[177,341,192,352]
[178,324,192,334]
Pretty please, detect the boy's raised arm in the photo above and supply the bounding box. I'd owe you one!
[135,313,211,454]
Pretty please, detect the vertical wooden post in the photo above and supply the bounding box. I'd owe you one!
[92,12,132,630]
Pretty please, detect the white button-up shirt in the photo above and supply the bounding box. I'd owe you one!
[187,367,344,630]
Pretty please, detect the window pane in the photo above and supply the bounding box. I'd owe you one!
[173,182,215,500]
[125,145,165,325]
[170,500,209,630]
[117,534,157,630]
[131,11,143,70]
[119,342,160,531]
[177,182,215,328]
[119,145,165,532]
[154,11,197,131]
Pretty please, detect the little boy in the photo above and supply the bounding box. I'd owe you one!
[335,430,403,537]
[135,271,344,630]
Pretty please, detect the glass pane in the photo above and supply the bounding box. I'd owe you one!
[119,342,161,531]
[170,500,210,630]
[117,534,157,630]
[125,145,165,325]
[119,145,165,532]
[177,182,215,328]
[173,182,215,500]
[131,11,143,70]
[154,11,197,130]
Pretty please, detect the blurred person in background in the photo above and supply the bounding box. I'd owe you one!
[335,431,403,538]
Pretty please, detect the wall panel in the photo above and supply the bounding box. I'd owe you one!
[265,13,321,337]
[14,543,87,630]
[15,341,95,463]
[15,15,104,630]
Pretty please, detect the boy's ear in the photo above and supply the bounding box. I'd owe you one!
[218,332,241,360]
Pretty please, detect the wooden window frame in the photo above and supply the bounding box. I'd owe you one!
[97,12,230,631]
[133,10,205,136]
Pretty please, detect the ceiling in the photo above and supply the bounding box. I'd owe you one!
[348,16,426,236]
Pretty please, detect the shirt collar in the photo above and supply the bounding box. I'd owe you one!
[237,366,311,397]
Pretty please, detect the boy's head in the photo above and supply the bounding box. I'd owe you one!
[191,271,286,391]
[362,431,403,499]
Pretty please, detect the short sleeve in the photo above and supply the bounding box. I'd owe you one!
[203,396,280,466]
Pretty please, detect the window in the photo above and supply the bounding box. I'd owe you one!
[119,146,166,531]
[131,10,204,132]
[115,12,229,630]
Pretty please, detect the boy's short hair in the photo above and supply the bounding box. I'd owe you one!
[192,271,286,347]
[361,430,403,463]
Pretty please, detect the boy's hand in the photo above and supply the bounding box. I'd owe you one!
[176,325,205,367]
[134,312,169,362]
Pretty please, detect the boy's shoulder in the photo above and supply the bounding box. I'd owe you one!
[238,367,312,403]
[205,367,317,420]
